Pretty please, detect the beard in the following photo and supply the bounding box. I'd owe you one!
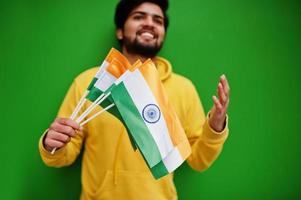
[122,34,164,58]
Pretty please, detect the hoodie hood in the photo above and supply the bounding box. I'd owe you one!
[154,56,172,82]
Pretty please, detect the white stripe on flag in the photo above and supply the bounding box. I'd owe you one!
[162,147,183,172]
[122,69,174,159]
[114,70,132,85]
[95,60,110,78]
[94,70,117,92]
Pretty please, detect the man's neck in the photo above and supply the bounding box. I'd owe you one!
[122,47,154,64]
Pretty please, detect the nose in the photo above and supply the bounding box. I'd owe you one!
[142,15,154,27]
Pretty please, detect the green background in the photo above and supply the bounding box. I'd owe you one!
[1,0,300,199]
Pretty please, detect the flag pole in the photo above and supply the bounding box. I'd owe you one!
[51,90,89,155]
[75,93,106,124]
[51,92,111,155]
[80,103,115,126]
[70,90,89,120]
[76,92,111,124]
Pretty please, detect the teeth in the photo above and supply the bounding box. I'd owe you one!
[140,32,154,39]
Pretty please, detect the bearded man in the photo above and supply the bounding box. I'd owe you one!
[39,0,230,199]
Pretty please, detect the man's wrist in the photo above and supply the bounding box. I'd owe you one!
[209,119,226,132]
[208,113,226,133]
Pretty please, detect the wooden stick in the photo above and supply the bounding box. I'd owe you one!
[76,92,111,124]
[75,93,106,124]
[51,92,111,155]
[80,103,115,126]
[70,90,89,120]
[51,90,93,155]
[51,91,90,155]
[51,147,59,154]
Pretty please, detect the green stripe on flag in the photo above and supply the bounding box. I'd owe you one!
[87,77,98,90]
[86,87,103,102]
[134,145,168,179]
[111,83,162,167]
[150,160,169,179]
[103,102,138,151]
[86,85,138,150]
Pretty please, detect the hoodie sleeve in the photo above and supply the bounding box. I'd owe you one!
[183,82,229,172]
[38,79,86,167]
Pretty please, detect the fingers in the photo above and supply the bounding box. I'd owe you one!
[44,118,82,151]
[55,118,82,131]
[220,74,230,97]
[50,121,77,137]
[209,75,230,132]
[45,131,70,149]
[217,74,230,106]
[212,95,223,111]
[44,138,65,150]
[217,83,227,105]
[48,130,71,143]
[212,74,231,112]
[44,131,68,151]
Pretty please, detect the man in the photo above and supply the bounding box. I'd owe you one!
[39,0,230,199]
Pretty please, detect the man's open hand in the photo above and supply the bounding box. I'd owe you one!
[209,74,230,132]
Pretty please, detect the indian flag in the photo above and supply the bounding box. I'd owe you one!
[75,59,143,150]
[86,48,133,101]
[86,48,131,90]
[70,48,130,120]
[110,59,191,179]
[85,59,142,117]
[75,58,142,129]
[150,134,191,179]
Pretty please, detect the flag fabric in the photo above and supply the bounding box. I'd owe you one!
[71,48,131,120]
[69,48,127,121]
[99,60,143,150]
[88,60,143,150]
[86,48,132,101]
[72,48,132,124]
[72,48,191,179]
[86,48,120,91]
[110,59,191,179]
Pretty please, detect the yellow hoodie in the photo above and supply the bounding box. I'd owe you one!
[39,57,228,200]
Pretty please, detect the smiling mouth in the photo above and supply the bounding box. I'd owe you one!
[137,30,157,40]
[140,32,154,39]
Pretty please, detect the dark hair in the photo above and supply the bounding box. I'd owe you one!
[114,0,169,30]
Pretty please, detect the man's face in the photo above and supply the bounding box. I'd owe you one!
[116,2,166,57]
